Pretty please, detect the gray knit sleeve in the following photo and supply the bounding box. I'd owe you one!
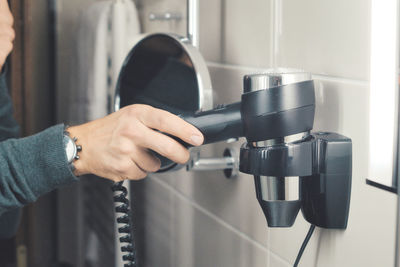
[0,66,22,236]
[0,124,78,215]
[0,70,78,215]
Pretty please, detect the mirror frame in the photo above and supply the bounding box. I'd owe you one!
[114,33,213,171]
[114,32,213,113]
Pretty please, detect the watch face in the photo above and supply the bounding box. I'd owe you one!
[64,135,76,163]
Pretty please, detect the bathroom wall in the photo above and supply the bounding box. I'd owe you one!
[134,0,398,266]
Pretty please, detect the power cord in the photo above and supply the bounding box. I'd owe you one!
[293,224,316,267]
[112,182,138,267]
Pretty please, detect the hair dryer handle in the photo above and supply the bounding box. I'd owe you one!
[180,102,243,145]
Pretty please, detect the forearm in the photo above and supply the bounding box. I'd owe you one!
[0,124,78,215]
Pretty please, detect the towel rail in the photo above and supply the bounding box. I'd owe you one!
[148,12,182,21]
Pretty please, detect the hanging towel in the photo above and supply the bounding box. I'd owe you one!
[68,0,140,125]
[109,0,141,110]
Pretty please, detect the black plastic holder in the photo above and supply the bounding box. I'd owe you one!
[240,132,352,229]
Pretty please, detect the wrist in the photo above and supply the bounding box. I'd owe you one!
[66,125,89,176]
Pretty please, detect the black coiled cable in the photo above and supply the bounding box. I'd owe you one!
[112,182,137,267]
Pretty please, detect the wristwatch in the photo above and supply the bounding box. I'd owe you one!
[63,129,82,171]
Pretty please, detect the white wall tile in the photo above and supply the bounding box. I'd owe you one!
[221,0,272,67]
[268,253,291,267]
[152,142,271,248]
[276,0,370,80]
[141,177,271,267]
[139,0,272,68]
[199,0,223,62]
[139,176,173,267]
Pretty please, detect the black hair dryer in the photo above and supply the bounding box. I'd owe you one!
[179,72,352,229]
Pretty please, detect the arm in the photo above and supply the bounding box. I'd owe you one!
[0,104,205,215]
[0,1,23,234]
[0,0,204,216]
[0,124,77,215]
[0,1,77,215]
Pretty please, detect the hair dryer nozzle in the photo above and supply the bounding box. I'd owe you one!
[258,200,301,227]
[253,175,302,227]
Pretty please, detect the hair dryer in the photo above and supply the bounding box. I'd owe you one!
[176,71,352,228]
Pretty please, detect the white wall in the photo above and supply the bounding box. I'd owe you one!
[135,0,399,266]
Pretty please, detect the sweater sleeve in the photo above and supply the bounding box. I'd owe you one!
[0,125,79,214]
[0,71,78,216]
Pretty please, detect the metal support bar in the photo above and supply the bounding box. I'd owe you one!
[187,149,238,178]
[188,157,235,171]
[148,12,182,21]
[187,0,199,47]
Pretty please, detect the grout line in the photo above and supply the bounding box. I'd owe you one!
[207,61,269,73]
[272,0,282,68]
[270,0,277,67]
[151,177,292,266]
[206,61,369,87]
[312,74,369,87]
[266,0,275,254]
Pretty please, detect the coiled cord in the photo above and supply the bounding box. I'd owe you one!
[112,182,137,267]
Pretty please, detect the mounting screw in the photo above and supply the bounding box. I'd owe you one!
[223,148,238,179]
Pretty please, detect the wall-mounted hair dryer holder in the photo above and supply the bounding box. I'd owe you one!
[186,130,352,229]
[240,132,352,228]
[170,73,352,229]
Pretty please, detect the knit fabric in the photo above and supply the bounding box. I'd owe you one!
[0,70,78,216]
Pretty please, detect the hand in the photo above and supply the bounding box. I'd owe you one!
[0,0,14,71]
[68,104,204,182]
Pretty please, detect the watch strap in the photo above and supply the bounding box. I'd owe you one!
[63,126,82,171]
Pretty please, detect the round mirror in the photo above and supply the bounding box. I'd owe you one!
[115,33,213,172]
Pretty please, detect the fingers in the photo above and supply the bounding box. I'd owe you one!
[0,2,14,70]
[0,1,13,25]
[0,26,14,41]
[132,147,161,173]
[133,123,190,164]
[0,40,12,54]
[0,40,12,66]
[119,160,147,181]
[137,105,204,147]
[71,104,205,182]
[117,150,160,181]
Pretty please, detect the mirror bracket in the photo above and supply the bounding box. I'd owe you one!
[186,148,239,179]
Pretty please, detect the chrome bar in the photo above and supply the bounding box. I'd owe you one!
[148,12,182,21]
[188,156,235,171]
[187,0,199,47]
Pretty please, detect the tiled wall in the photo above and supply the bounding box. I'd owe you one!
[135,0,398,267]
